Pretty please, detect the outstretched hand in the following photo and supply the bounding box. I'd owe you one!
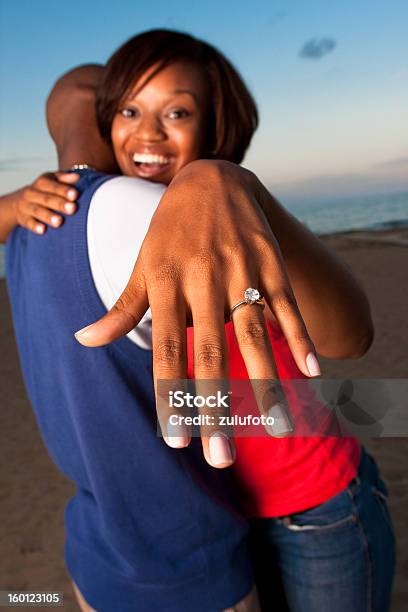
[74,160,320,467]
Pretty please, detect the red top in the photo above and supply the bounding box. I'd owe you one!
[187,319,360,518]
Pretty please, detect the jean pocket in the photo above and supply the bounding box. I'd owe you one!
[278,487,357,532]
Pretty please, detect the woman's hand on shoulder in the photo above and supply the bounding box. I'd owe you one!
[15,171,80,234]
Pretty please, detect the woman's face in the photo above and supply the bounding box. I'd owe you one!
[111,61,210,185]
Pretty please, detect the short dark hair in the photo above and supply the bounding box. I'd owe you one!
[96,29,258,164]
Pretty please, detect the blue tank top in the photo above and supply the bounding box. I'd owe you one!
[5,169,253,612]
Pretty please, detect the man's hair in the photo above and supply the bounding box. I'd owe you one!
[96,29,258,164]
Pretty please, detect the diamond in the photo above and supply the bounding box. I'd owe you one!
[244,288,260,304]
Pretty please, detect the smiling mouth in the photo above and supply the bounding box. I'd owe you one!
[131,152,173,177]
[132,153,171,164]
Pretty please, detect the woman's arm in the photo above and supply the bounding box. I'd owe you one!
[255,178,374,359]
[46,64,118,173]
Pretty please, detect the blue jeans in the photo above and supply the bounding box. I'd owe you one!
[248,447,396,612]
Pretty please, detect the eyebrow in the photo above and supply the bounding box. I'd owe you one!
[129,88,199,104]
[172,89,199,104]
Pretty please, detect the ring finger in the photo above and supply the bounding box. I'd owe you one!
[229,282,293,437]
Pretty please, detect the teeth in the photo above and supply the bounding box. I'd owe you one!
[132,153,170,165]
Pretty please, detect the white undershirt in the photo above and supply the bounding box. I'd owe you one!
[87,176,166,349]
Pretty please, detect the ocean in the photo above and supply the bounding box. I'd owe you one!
[286,190,408,236]
[1,190,407,280]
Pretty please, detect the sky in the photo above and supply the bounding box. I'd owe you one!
[1,0,408,203]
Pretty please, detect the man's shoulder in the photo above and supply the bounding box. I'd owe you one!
[75,170,166,209]
[87,174,166,226]
[74,168,117,202]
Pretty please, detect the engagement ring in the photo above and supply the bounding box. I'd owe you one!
[230,288,265,319]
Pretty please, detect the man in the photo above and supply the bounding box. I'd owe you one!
[5,66,276,611]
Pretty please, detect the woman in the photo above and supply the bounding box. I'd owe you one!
[1,29,395,611]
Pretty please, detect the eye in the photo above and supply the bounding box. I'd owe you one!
[167,109,190,120]
[119,107,138,118]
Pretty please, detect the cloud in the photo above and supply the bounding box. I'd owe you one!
[374,155,408,168]
[299,38,337,60]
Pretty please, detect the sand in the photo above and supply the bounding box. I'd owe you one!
[0,227,407,611]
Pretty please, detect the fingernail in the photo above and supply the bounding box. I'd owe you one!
[165,419,189,448]
[51,215,61,226]
[267,402,294,436]
[306,352,321,377]
[209,431,233,465]
[74,324,92,339]
[65,202,76,214]
[67,189,77,200]
[36,224,45,234]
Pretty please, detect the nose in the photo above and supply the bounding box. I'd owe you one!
[135,114,166,142]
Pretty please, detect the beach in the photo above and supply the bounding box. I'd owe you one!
[1,227,407,611]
